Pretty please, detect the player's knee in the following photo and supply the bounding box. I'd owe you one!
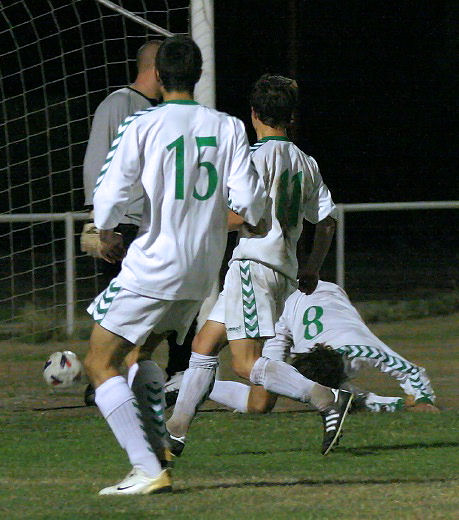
[191,331,219,356]
[247,399,272,414]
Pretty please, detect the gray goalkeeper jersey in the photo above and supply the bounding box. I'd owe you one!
[83,87,156,225]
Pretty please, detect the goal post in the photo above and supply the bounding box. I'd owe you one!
[0,0,215,340]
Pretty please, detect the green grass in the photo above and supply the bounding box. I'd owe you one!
[1,313,458,519]
[1,409,458,519]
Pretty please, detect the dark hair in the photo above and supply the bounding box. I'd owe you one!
[250,74,298,127]
[156,35,202,93]
[291,343,347,388]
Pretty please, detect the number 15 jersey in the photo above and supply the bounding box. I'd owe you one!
[231,137,337,281]
[92,100,266,301]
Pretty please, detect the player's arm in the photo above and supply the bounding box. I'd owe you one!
[299,158,337,294]
[298,215,336,294]
[83,98,123,207]
[227,119,267,226]
[227,210,244,231]
[262,313,293,362]
[93,120,142,234]
[98,229,125,264]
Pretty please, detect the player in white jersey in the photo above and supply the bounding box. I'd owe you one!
[208,281,438,414]
[82,36,267,496]
[167,75,353,458]
[80,40,195,408]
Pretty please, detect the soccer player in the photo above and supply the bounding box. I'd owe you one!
[83,35,267,495]
[81,40,195,407]
[167,74,353,458]
[208,281,439,414]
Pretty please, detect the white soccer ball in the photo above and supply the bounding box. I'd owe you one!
[43,351,83,388]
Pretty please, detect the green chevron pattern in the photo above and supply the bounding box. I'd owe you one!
[91,280,121,323]
[239,260,260,338]
[93,106,156,194]
[337,344,434,401]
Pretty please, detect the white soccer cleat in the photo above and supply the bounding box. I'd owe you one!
[98,467,172,496]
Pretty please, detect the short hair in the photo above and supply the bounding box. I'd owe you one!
[155,35,202,93]
[291,343,347,388]
[136,40,162,73]
[250,74,298,128]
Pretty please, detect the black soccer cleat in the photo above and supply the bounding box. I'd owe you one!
[166,430,186,457]
[320,389,353,455]
[84,383,96,407]
[165,389,179,409]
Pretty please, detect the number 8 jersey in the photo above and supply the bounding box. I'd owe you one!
[231,137,337,281]
[92,100,266,301]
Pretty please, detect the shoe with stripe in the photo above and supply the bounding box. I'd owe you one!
[320,389,353,455]
[98,467,172,496]
[167,431,186,457]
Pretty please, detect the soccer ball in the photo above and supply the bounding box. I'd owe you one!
[43,351,83,388]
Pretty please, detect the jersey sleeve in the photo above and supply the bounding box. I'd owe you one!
[92,117,142,230]
[262,313,293,361]
[83,94,131,206]
[303,157,338,224]
[226,119,267,226]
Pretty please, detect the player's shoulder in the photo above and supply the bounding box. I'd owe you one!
[200,105,245,129]
[97,87,132,107]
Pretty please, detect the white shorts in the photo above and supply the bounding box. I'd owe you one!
[87,278,200,346]
[208,260,296,340]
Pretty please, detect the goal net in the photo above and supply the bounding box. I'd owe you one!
[0,0,198,341]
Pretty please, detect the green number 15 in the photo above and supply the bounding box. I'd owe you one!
[167,135,218,201]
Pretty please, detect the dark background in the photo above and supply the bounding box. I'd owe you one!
[0,0,457,303]
[214,1,458,295]
[215,0,457,204]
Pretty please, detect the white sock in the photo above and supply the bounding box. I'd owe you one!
[95,375,162,477]
[209,380,250,413]
[129,360,167,457]
[166,352,218,438]
[127,362,139,388]
[250,357,333,410]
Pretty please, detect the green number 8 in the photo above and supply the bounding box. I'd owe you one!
[303,305,324,340]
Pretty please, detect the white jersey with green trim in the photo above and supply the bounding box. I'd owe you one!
[264,281,386,356]
[93,100,266,301]
[83,87,156,225]
[230,137,337,281]
[263,281,435,403]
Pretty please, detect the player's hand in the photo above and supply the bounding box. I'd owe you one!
[99,230,125,264]
[404,395,440,413]
[298,271,319,294]
[80,222,103,258]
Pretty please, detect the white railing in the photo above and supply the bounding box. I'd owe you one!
[0,212,90,336]
[335,200,459,288]
[1,200,458,335]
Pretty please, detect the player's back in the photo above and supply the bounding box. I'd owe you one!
[231,138,335,280]
[284,282,386,353]
[97,101,265,301]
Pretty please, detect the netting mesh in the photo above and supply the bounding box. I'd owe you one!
[0,0,189,340]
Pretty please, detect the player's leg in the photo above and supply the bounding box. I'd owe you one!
[338,341,437,406]
[163,318,196,408]
[206,380,257,413]
[244,347,352,455]
[85,323,170,495]
[124,333,173,469]
[166,319,226,451]
[247,385,278,413]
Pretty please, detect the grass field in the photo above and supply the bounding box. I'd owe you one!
[1,313,458,519]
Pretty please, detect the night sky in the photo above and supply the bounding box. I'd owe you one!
[214,0,457,205]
